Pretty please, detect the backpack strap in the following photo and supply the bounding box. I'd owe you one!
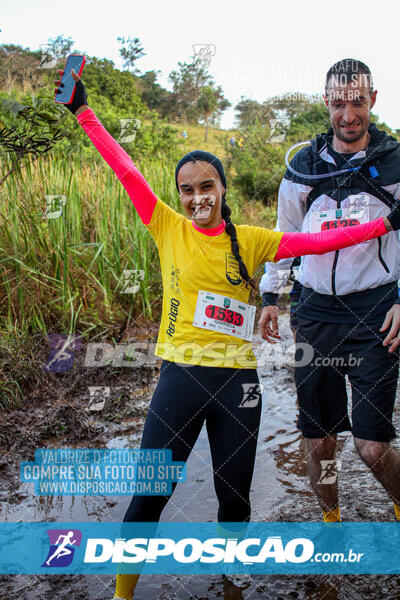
[306,182,335,212]
[351,163,397,210]
[304,155,398,212]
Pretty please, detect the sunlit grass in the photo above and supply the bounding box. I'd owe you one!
[0,152,184,340]
[173,122,239,159]
[0,147,274,335]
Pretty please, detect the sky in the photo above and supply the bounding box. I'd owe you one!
[1,0,398,130]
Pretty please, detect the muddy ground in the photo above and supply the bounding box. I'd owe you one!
[1,313,400,599]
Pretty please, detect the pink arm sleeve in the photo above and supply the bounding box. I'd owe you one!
[76,108,157,225]
[275,218,389,261]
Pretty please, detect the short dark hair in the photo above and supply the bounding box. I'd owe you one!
[325,58,373,95]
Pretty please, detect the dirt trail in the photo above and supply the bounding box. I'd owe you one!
[1,313,400,599]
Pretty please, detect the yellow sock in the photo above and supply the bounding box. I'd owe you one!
[322,506,341,522]
[394,503,400,521]
[114,573,140,600]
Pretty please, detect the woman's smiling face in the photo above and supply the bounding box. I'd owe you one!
[177,160,225,229]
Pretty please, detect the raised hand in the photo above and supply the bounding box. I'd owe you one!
[54,69,88,115]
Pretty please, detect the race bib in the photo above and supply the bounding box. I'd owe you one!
[310,197,370,233]
[193,291,256,341]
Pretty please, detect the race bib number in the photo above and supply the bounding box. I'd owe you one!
[193,291,256,341]
[310,197,369,233]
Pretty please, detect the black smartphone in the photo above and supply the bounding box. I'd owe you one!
[54,54,86,104]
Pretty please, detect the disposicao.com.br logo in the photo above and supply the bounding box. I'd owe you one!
[0,522,389,575]
[84,535,315,565]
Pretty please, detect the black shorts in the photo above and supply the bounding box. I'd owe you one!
[294,317,399,442]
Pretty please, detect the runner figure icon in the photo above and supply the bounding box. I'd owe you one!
[45,531,77,566]
[317,460,342,485]
[239,383,263,408]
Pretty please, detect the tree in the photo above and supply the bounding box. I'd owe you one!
[0,90,64,186]
[264,92,322,120]
[168,56,230,126]
[227,96,331,205]
[235,93,324,130]
[235,97,271,128]
[117,36,145,74]
[47,35,74,58]
[138,70,173,117]
[81,55,144,114]
[168,56,214,123]
[0,44,42,93]
[287,102,330,141]
[197,85,230,142]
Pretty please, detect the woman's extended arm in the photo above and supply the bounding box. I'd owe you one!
[76,108,157,225]
[274,217,392,261]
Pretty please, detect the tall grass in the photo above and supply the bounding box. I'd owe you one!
[0,150,182,343]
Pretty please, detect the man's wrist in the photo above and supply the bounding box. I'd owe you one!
[262,292,279,307]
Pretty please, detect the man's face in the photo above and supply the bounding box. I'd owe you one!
[324,74,377,145]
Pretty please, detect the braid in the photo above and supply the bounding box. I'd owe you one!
[221,198,256,291]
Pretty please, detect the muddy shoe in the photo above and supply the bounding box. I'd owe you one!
[223,572,252,589]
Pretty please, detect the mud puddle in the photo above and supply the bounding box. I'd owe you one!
[1,313,400,599]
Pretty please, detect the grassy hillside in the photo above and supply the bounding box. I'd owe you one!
[172,122,239,160]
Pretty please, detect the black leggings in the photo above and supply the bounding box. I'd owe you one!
[123,360,262,524]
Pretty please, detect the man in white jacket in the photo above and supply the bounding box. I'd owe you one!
[259,58,400,522]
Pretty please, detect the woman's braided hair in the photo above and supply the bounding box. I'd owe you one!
[220,198,256,290]
[175,150,256,290]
